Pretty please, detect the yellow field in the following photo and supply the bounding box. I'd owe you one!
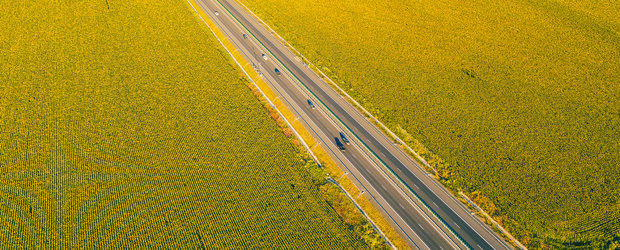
[0,0,370,248]
[237,0,619,247]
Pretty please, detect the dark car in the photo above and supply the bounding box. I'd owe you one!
[274,68,281,75]
[243,34,248,39]
[335,138,345,151]
[307,99,316,109]
[339,132,350,145]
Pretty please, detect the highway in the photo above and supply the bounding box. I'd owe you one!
[189,0,512,249]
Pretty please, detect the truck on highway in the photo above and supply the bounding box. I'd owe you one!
[335,138,346,151]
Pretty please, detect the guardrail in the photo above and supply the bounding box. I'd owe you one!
[232,2,523,249]
[211,0,470,248]
[187,1,423,248]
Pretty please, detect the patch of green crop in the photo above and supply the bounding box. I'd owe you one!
[0,0,367,248]
[237,0,619,247]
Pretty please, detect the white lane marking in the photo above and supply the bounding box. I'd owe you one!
[286,76,460,247]
[203,1,449,248]
[388,150,504,247]
[250,67,431,249]
[342,140,459,248]
[217,0,506,248]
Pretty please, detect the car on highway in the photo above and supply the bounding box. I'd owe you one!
[307,99,316,109]
[334,138,345,151]
[262,53,268,60]
[243,34,247,39]
[339,132,350,145]
[214,11,219,16]
[274,68,281,75]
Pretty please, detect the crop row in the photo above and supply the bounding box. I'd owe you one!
[0,0,367,248]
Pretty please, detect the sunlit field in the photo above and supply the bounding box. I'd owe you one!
[0,0,367,248]
[238,0,619,247]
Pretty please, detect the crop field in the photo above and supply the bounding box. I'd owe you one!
[237,0,619,247]
[0,0,369,248]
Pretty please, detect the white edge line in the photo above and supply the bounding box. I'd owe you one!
[186,1,431,248]
[232,0,514,248]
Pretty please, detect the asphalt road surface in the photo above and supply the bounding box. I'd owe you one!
[190,0,512,249]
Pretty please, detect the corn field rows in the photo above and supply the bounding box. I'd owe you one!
[237,0,620,247]
[0,0,366,248]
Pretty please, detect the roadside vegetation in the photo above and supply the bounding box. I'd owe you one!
[0,0,368,248]
[237,0,620,247]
